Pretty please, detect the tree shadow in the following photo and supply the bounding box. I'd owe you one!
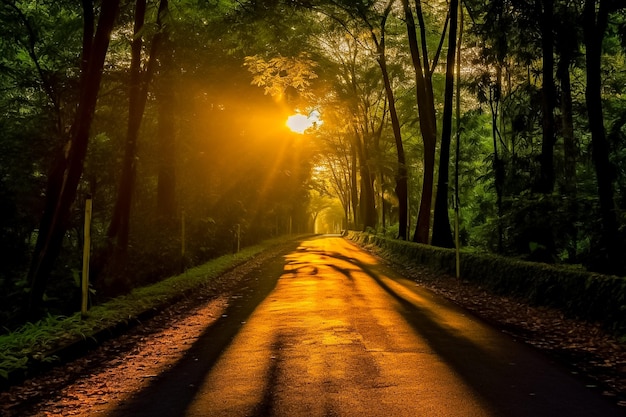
[106,249,288,417]
[311,247,623,417]
[106,239,622,417]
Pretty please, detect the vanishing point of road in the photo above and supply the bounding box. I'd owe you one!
[105,236,623,417]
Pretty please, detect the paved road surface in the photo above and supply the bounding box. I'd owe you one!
[108,236,625,417]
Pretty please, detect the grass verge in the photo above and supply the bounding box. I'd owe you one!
[0,235,296,389]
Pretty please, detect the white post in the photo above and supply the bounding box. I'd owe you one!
[81,195,92,318]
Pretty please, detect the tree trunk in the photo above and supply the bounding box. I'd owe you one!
[108,0,167,250]
[371,2,408,240]
[432,0,458,248]
[556,30,578,260]
[536,0,557,194]
[354,130,377,230]
[156,85,177,222]
[107,0,147,250]
[350,140,359,229]
[378,52,407,240]
[400,0,438,244]
[27,0,121,318]
[491,67,505,254]
[583,0,621,273]
[156,0,177,223]
[557,50,576,195]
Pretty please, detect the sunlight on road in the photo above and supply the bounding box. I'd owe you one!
[87,236,621,417]
[184,237,487,417]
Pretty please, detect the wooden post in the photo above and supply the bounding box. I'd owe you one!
[454,204,461,279]
[236,223,241,253]
[81,195,92,318]
[181,208,186,272]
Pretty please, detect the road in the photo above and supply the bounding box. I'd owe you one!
[106,236,624,417]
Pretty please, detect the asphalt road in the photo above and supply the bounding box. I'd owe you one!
[108,236,625,417]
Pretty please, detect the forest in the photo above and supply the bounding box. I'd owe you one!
[1,0,625,330]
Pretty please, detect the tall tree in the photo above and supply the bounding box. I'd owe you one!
[369,1,409,240]
[400,0,446,243]
[336,0,409,238]
[432,0,459,248]
[555,4,579,196]
[582,0,624,273]
[354,127,378,230]
[555,2,581,260]
[108,0,168,252]
[27,0,121,317]
[536,0,557,194]
[156,0,177,222]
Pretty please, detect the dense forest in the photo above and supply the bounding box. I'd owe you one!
[1,0,625,329]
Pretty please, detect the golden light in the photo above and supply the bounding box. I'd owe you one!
[286,111,321,134]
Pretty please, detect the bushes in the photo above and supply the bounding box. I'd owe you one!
[347,231,626,334]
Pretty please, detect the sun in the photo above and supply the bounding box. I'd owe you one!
[286,111,321,134]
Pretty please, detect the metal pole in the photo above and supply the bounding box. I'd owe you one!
[81,195,92,318]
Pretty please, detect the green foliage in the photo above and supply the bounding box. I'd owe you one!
[0,0,89,325]
[244,53,319,100]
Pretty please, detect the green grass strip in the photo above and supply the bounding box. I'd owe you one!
[0,235,294,382]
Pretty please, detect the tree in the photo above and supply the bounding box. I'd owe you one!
[306,16,387,231]
[330,0,409,239]
[156,0,177,223]
[399,0,446,243]
[0,1,82,289]
[107,0,169,253]
[369,1,409,239]
[431,0,459,248]
[582,0,624,273]
[27,0,121,317]
[536,0,557,194]
[554,1,582,260]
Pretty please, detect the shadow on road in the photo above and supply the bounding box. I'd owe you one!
[302,244,624,417]
[106,243,297,417]
[107,237,623,417]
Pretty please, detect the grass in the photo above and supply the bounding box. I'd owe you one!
[0,235,295,385]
